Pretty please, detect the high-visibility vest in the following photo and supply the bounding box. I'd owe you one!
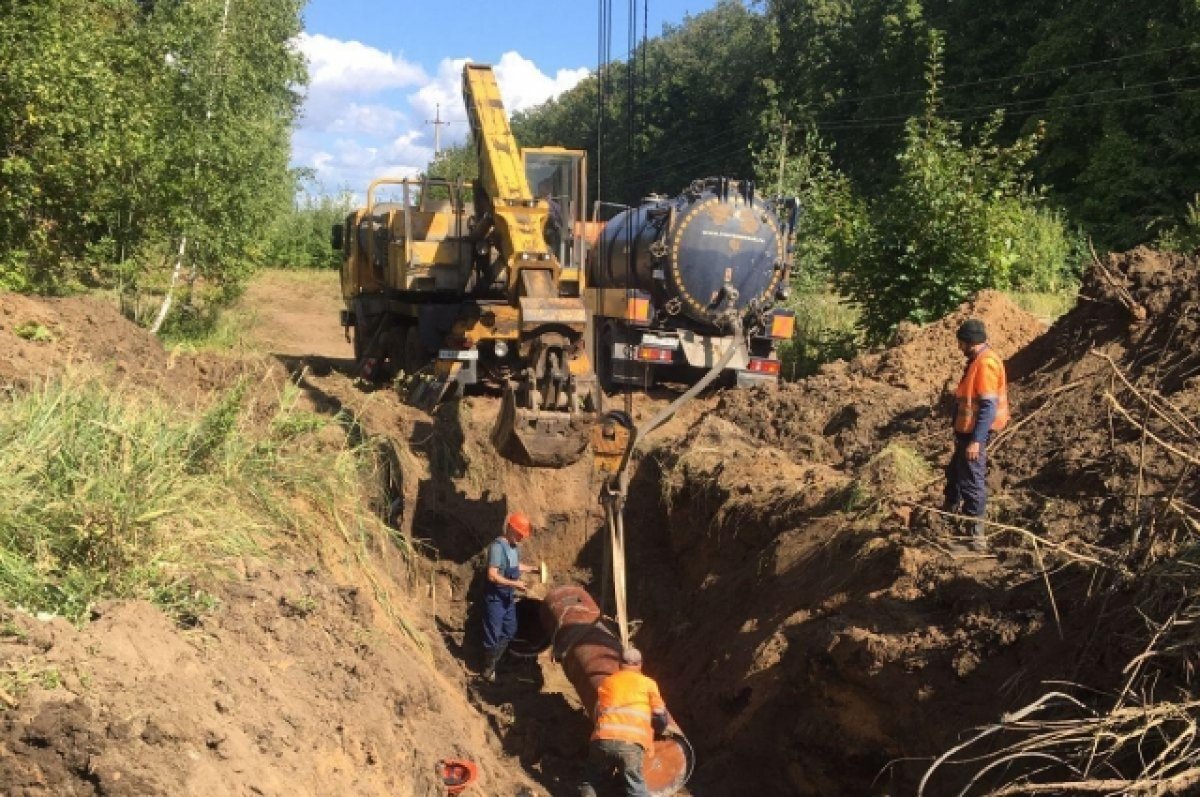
[954,347,1010,435]
[591,669,666,750]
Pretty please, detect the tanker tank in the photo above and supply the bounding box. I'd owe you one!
[587,178,788,329]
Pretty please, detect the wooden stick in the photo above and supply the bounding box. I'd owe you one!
[987,767,1200,796]
[1091,351,1200,440]
[902,501,1111,568]
[1105,394,1200,468]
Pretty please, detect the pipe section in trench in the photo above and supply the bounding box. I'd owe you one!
[512,585,694,796]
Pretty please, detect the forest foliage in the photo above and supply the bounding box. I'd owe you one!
[0,0,305,300]
[4,0,1198,343]
[449,0,1198,342]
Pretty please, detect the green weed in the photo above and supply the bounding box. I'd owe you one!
[1005,290,1078,324]
[0,372,408,628]
[13,321,54,342]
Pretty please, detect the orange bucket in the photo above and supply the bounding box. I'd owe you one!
[438,758,478,794]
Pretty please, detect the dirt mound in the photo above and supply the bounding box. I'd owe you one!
[994,247,1200,549]
[0,293,262,399]
[1,558,540,797]
[720,290,1046,466]
[625,250,1200,795]
[0,280,557,797]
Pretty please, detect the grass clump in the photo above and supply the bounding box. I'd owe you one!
[846,443,935,512]
[13,321,55,342]
[0,373,408,625]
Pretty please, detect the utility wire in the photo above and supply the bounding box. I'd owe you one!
[799,40,1200,112]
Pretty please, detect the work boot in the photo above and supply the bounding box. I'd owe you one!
[968,521,989,553]
[481,642,507,683]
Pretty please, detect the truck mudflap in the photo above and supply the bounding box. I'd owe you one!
[491,387,596,468]
[675,329,750,370]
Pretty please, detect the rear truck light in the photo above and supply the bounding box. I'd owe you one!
[769,311,796,340]
[625,291,652,327]
[747,357,781,375]
[636,345,674,364]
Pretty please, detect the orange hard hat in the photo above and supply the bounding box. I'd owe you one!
[505,511,532,540]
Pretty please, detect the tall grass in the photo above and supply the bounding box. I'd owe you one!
[778,289,862,380]
[0,373,409,623]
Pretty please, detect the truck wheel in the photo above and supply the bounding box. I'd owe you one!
[352,324,365,364]
[401,325,432,375]
[597,324,616,395]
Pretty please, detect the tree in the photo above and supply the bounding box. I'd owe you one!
[829,35,1079,342]
[0,0,306,315]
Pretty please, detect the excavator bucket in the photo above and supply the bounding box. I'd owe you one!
[404,361,461,413]
[491,386,595,468]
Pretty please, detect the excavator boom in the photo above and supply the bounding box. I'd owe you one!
[461,64,599,466]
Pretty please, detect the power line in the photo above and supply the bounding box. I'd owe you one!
[792,41,1200,113]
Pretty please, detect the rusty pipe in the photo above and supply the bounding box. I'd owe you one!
[538,585,694,797]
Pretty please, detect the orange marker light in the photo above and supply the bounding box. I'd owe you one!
[769,312,795,340]
[625,295,651,325]
[636,346,674,363]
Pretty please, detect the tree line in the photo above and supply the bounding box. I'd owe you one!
[431,0,1200,345]
[0,0,306,319]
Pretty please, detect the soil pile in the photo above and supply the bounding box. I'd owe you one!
[719,290,1046,466]
[0,294,262,398]
[626,251,1199,795]
[0,286,550,797]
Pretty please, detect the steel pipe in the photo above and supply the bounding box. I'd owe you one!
[535,585,694,797]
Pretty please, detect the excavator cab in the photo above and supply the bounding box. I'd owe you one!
[522,147,589,281]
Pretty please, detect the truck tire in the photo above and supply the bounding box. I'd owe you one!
[596,323,616,395]
[401,325,431,375]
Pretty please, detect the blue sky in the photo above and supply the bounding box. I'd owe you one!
[293,0,719,193]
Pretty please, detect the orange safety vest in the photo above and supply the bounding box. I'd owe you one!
[591,669,666,751]
[954,347,1010,435]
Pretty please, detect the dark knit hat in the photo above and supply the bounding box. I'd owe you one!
[956,318,987,345]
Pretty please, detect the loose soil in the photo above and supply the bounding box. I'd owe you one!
[3,253,1198,797]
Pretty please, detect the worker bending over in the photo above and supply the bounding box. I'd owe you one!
[580,647,671,797]
[481,512,538,683]
[945,319,1010,552]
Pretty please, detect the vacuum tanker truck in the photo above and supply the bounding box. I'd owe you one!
[585,178,797,390]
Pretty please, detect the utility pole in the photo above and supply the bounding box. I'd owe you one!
[426,103,449,156]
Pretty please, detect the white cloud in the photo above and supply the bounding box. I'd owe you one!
[296,33,426,93]
[290,38,589,194]
[408,53,591,148]
[330,103,407,137]
[493,51,590,113]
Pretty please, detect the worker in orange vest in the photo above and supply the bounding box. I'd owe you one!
[579,647,671,797]
[945,318,1010,552]
[480,511,538,683]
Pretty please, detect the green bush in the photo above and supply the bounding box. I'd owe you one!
[829,34,1081,343]
[262,188,354,270]
[1157,195,1200,253]
[777,289,861,380]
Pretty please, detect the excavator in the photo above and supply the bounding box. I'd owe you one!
[334,64,600,467]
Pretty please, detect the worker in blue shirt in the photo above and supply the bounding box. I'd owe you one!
[481,511,538,683]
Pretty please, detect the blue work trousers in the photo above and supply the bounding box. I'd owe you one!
[481,589,517,653]
[579,739,647,797]
[944,433,987,518]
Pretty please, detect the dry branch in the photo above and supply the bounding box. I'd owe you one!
[1104,394,1200,468]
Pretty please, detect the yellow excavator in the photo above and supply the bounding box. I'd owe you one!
[334,64,600,467]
